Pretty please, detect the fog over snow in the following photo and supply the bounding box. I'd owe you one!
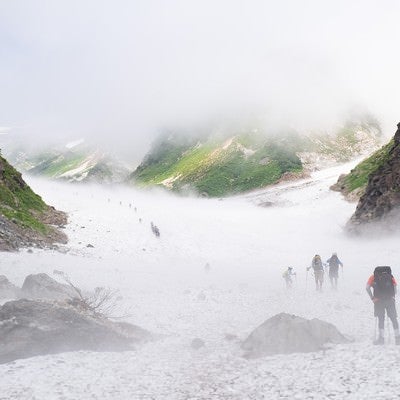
[1,162,400,398]
[1,0,400,156]
[2,2,400,399]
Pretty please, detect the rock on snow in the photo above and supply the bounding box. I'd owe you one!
[0,299,152,364]
[242,313,349,358]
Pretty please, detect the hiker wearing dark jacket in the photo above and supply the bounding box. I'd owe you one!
[326,253,343,289]
[366,266,400,345]
[307,255,324,291]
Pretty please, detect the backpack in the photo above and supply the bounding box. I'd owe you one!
[329,255,340,267]
[373,266,395,298]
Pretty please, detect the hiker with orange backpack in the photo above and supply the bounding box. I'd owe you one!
[366,266,400,345]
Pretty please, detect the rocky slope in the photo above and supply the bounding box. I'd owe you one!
[347,123,400,231]
[129,116,381,197]
[331,139,394,202]
[0,153,67,251]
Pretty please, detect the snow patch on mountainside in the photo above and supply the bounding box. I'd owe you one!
[65,138,85,149]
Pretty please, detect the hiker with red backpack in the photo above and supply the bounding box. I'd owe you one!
[366,266,400,345]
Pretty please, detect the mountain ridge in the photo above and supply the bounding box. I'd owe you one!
[129,117,382,197]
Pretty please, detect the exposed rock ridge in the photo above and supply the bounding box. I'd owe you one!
[348,123,400,230]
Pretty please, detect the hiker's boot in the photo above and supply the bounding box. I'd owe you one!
[395,336,400,345]
[373,336,384,345]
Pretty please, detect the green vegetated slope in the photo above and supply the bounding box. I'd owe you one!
[332,139,395,199]
[0,153,48,233]
[132,134,303,197]
[131,116,381,197]
[30,151,87,178]
[7,144,131,184]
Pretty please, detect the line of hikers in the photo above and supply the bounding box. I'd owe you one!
[283,258,400,345]
[282,252,343,291]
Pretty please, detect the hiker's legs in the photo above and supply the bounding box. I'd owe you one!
[314,273,319,290]
[319,271,324,291]
[285,278,291,289]
[375,302,385,339]
[386,300,400,337]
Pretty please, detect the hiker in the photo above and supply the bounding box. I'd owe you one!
[326,252,343,289]
[204,263,211,273]
[282,267,296,289]
[366,266,400,345]
[150,222,160,238]
[307,255,324,291]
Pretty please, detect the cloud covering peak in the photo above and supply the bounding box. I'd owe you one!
[1,0,400,155]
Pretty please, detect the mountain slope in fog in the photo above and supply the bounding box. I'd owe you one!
[348,122,400,230]
[0,152,67,251]
[3,140,132,184]
[130,116,381,197]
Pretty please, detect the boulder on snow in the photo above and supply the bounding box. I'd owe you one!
[21,273,76,300]
[0,275,21,299]
[242,313,349,358]
[0,299,152,364]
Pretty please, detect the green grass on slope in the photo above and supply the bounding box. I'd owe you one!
[133,135,303,197]
[191,144,302,197]
[32,153,87,177]
[133,138,195,183]
[150,143,216,184]
[0,154,48,233]
[341,139,394,192]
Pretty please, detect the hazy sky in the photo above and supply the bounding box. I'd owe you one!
[1,0,400,154]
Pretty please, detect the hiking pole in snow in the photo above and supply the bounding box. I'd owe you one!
[305,268,309,295]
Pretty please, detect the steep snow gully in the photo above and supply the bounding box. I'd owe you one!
[2,161,400,400]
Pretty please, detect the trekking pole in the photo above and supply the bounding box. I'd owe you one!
[374,317,377,342]
[305,269,308,295]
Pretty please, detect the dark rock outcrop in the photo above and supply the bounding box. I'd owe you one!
[0,299,151,364]
[241,313,349,358]
[348,123,400,231]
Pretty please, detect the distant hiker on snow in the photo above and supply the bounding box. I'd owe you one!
[326,252,343,290]
[282,267,296,289]
[307,255,324,291]
[366,266,400,345]
[150,222,160,238]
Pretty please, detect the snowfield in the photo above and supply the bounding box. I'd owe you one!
[2,161,400,400]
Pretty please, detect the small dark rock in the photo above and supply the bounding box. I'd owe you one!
[191,338,205,350]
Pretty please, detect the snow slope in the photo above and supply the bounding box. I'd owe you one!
[1,161,400,400]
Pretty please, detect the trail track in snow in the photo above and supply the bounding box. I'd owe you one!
[1,161,400,400]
